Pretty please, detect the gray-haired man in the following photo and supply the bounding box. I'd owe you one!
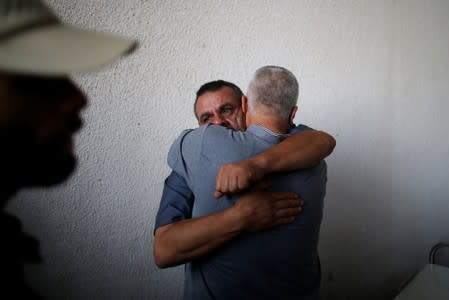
[168,66,327,299]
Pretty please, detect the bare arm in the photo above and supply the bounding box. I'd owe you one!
[153,188,302,268]
[215,129,336,197]
[258,129,336,172]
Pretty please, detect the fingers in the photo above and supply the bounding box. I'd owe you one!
[236,190,305,231]
[215,173,239,198]
[274,198,304,210]
[215,166,236,194]
[215,180,272,199]
[271,194,304,220]
[215,162,253,195]
[275,206,303,218]
[271,205,303,227]
[229,175,238,193]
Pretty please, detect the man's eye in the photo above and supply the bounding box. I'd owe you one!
[222,106,233,114]
[201,116,211,123]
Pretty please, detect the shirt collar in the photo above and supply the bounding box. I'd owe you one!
[246,124,291,144]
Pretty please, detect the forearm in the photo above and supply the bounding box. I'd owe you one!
[251,130,336,174]
[153,208,242,268]
[153,188,302,268]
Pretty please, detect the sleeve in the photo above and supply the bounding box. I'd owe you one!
[154,171,194,233]
[289,123,315,134]
[155,127,206,233]
[167,128,205,188]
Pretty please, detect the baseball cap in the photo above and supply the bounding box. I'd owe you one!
[0,0,137,76]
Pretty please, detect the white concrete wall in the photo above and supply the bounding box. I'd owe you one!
[7,0,449,299]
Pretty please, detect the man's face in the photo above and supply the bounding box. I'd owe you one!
[195,86,246,131]
[0,73,87,189]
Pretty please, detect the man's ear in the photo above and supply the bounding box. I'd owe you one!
[242,95,249,113]
[289,106,298,125]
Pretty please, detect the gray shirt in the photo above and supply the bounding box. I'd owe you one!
[168,124,327,300]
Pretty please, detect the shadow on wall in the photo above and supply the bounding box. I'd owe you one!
[317,159,418,300]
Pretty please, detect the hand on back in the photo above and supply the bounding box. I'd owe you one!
[231,181,304,231]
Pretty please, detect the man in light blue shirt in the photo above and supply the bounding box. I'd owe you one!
[168,66,327,299]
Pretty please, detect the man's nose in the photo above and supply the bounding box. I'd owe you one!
[211,115,229,127]
[61,80,87,113]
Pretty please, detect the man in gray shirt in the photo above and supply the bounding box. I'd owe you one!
[168,66,327,299]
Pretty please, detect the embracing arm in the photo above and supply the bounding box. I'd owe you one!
[250,129,335,172]
[153,176,302,268]
[154,205,240,268]
[154,126,306,268]
[215,129,336,197]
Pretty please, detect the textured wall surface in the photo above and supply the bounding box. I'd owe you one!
[6,0,449,299]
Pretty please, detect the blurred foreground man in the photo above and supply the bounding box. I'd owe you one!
[0,0,136,297]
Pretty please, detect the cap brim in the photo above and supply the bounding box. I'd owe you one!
[0,24,137,76]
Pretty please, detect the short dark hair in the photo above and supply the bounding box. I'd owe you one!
[194,80,243,119]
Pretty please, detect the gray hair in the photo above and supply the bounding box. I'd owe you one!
[247,66,299,119]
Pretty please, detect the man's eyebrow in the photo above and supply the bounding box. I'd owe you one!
[220,103,235,109]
